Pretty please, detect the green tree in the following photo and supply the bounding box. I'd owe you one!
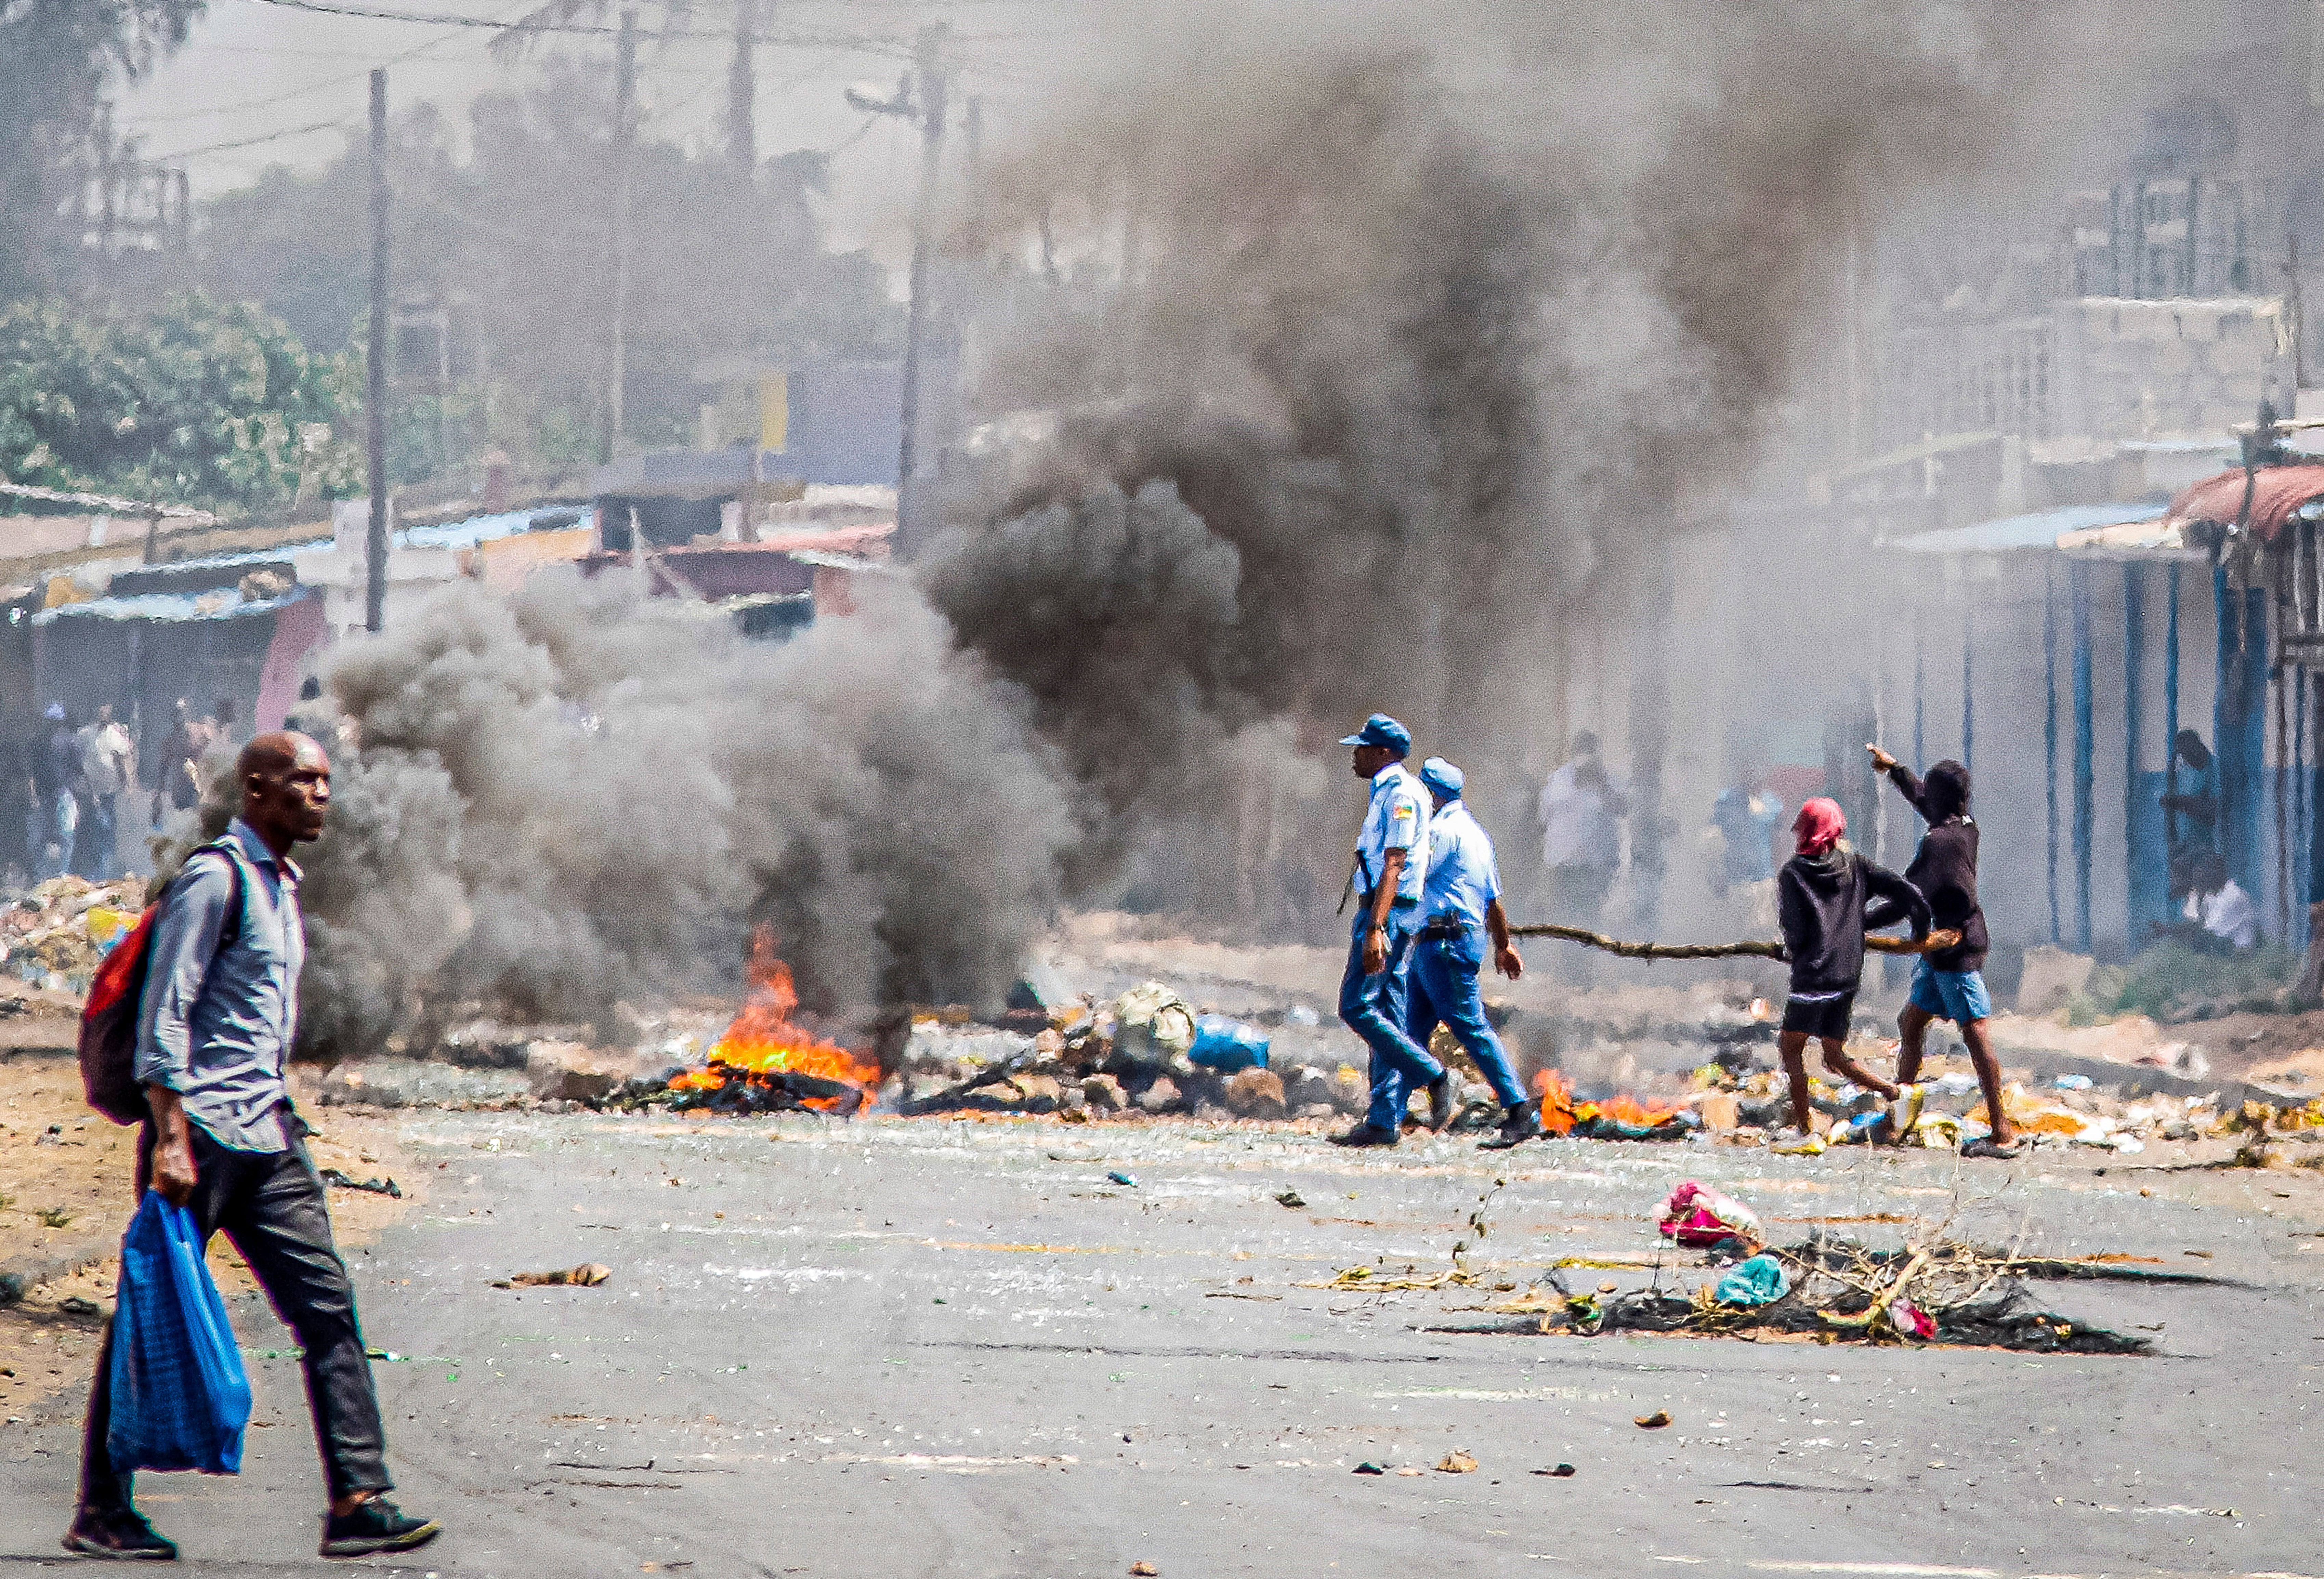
[0,291,350,509]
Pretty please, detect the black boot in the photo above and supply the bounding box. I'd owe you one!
[1328,1123,1401,1148]
[1480,1100,1544,1150]
[1424,1074,1455,1132]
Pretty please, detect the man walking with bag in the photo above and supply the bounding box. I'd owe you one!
[66,732,439,1561]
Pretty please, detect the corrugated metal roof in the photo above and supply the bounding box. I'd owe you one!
[32,584,313,626]
[2055,517,2204,560]
[1882,501,2164,556]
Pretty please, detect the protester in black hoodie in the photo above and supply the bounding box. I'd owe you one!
[1869,748,2016,1157]
[1771,797,1934,1151]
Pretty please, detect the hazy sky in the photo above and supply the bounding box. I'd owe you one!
[112,0,1062,273]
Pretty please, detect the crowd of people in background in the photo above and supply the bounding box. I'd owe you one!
[8,695,239,885]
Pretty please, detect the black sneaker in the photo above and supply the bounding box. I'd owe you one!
[1328,1123,1400,1148]
[62,1507,177,1561]
[319,1498,440,1559]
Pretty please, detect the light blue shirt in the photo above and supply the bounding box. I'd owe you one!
[135,818,305,1153]
[1356,762,1429,912]
[1420,800,1502,929]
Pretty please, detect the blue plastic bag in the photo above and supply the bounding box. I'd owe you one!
[107,1192,251,1475]
[1189,1016,1270,1073]
[1713,1253,1791,1307]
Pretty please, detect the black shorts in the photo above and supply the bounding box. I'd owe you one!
[1780,991,1854,1040]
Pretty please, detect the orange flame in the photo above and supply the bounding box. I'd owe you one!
[1534,1069,1580,1135]
[1531,1069,1678,1135]
[698,926,881,1110]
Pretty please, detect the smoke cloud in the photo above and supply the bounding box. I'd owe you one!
[186,572,1077,1057]
[213,1,2272,1047]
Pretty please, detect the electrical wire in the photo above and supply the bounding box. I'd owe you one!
[119,25,484,127]
[145,117,353,161]
[234,0,915,55]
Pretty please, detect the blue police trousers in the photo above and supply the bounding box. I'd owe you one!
[1407,930,1526,1108]
[1339,912,1443,1131]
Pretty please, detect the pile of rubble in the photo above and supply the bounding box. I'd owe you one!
[886,982,1376,1123]
[2,876,144,995]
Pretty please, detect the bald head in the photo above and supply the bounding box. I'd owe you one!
[238,730,331,856]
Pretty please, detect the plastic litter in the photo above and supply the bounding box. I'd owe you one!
[1713,1254,1791,1307]
[106,1192,252,1476]
[1112,983,1197,1073]
[1657,1181,1762,1250]
[1107,1169,1137,1187]
[1634,1410,1671,1429]
[1188,1015,1270,1073]
[1889,1295,1937,1339]
[2052,1074,2093,1091]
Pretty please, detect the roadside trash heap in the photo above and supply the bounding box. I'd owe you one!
[889,981,1369,1123]
[1481,1178,2170,1354]
[1692,1063,2224,1153]
[2,875,144,995]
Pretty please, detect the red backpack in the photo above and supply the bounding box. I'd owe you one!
[79,840,246,1125]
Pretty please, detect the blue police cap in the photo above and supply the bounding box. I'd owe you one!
[1419,756,1463,799]
[1338,713,1411,756]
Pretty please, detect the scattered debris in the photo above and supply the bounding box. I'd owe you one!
[1353,1461,1387,1475]
[1659,1181,1762,1251]
[1435,1449,1478,1473]
[495,1264,611,1289]
[1274,1189,1307,1209]
[319,1168,402,1198]
[1634,1410,1671,1429]
[0,874,144,994]
[1130,1564,1159,1576]
[57,1295,102,1317]
[1532,1464,1577,1478]
[1107,1170,1138,1187]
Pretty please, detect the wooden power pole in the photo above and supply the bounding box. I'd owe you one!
[602,9,638,464]
[893,20,947,558]
[727,0,757,184]
[366,68,390,634]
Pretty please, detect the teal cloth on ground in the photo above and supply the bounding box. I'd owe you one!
[1714,1253,1791,1307]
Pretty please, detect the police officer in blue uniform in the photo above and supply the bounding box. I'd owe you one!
[1405,758,1544,1149]
[1331,714,1450,1148]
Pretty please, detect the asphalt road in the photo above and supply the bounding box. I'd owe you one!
[5,1110,2323,1578]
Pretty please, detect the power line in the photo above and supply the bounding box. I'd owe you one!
[120,25,483,127]
[147,117,353,161]
[235,0,915,56]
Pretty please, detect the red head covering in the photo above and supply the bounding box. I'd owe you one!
[1793,797,1846,856]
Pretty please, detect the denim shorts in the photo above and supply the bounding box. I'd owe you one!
[1908,959,1992,1024]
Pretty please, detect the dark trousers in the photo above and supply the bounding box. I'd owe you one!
[1407,930,1526,1108]
[75,791,116,879]
[80,1122,391,1512]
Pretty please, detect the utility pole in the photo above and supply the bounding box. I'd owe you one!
[893,19,947,558]
[727,0,756,185]
[602,9,638,464]
[366,68,390,635]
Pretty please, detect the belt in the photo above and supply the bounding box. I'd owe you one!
[1417,916,1475,940]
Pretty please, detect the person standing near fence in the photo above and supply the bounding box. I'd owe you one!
[64,732,441,1562]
